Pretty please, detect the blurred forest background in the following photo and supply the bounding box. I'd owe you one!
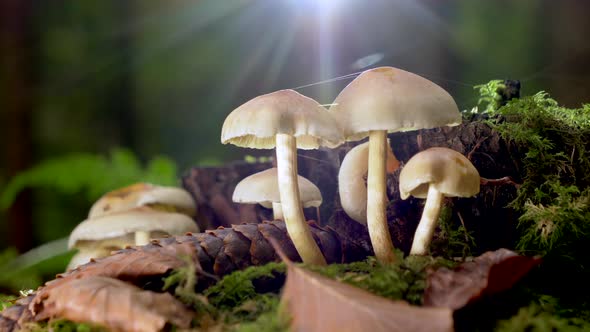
[0,0,589,289]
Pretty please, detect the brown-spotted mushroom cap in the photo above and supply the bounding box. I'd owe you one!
[88,183,196,219]
[233,167,322,221]
[221,89,343,265]
[399,147,480,255]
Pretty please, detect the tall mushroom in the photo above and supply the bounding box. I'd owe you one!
[329,67,461,263]
[399,147,480,255]
[233,167,322,221]
[222,89,343,265]
[338,140,399,224]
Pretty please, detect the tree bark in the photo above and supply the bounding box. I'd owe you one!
[0,0,35,252]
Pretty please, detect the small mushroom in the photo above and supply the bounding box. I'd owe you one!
[399,147,480,255]
[67,183,198,269]
[88,182,196,219]
[222,89,343,265]
[338,140,399,224]
[329,66,461,263]
[233,167,322,221]
[67,206,199,270]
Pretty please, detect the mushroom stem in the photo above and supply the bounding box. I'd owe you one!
[272,202,284,220]
[276,134,327,265]
[410,185,444,255]
[134,231,151,246]
[367,130,396,264]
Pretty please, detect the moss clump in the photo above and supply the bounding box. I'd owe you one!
[468,81,590,328]
[430,205,477,259]
[306,251,455,305]
[495,302,590,332]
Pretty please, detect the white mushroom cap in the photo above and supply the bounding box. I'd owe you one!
[338,140,399,224]
[88,183,196,219]
[399,147,480,200]
[221,89,344,149]
[232,168,322,208]
[329,67,461,141]
[69,206,199,249]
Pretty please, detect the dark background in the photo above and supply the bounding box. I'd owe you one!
[1,0,589,253]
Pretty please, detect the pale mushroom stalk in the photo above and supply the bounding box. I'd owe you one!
[134,231,151,246]
[276,134,327,265]
[410,186,444,255]
[367,130,396,263]
[272,202,284,220]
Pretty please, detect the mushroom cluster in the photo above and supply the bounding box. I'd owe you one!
[329,67,461,263]
[222,90,342,265]
[223,66,472,264]
[67,183,199,270]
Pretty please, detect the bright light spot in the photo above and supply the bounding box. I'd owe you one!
[284,0,344,15]
[352,53,385,70]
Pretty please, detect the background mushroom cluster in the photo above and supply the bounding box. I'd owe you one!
[67,183,199,269]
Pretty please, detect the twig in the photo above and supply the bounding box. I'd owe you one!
[467,136,491,161]
[480,176,522,189]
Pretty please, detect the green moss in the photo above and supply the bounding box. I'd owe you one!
[495,303,590,332]
[468,81,590,326]
[430,205,477,258]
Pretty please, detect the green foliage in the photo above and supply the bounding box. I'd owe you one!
[26,320,106,332]
[307,251,455,305]
[470,82,590,322]
[0,293,17,311]
[495,303,590,332]
[478,89,590,261]
[204,262,285,310]
[232,299,289,332]
[0,248,42,291]
[473,79,506,114]
[430,205,477,258]
[0,148,178,210]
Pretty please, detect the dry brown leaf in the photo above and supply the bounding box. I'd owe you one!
[34,276,193,332]
[279,254,454,332]
[31,239,196,313]
[424,248,541,310]
[0,295,34,331]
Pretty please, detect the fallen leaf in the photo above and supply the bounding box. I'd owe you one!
[424,248,541,310]
[0,295,34,332]
[278,249,453,332]
[34,276,193,332]
[31,239,196,313]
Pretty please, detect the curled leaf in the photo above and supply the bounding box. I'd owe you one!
[31,239,196,312]
[34,276,193,332]
[424,248,541,309]
[279,252,453,332]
